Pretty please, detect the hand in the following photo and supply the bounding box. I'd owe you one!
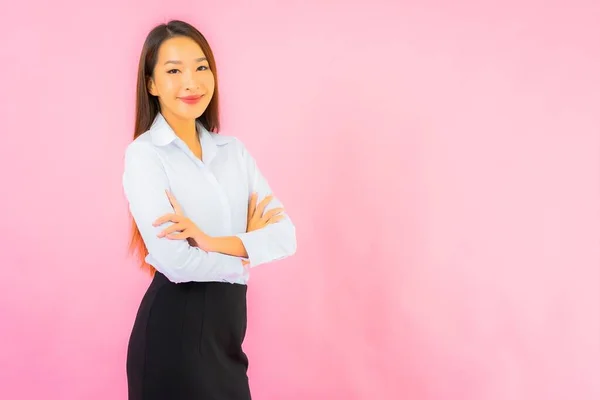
[246,193,285,233]
[153,190,211,249]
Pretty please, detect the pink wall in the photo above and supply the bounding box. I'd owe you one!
[1,1,599,399]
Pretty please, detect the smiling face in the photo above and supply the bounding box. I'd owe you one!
[147,35,215,122]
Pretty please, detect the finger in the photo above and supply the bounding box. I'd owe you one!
[166,231,191,240]
[157,221,186,237]
[256,194,274,215]
[266,214,285,225]
[248,192,257,219]
[166,190,184,215]
[263,207,284,220]
[153,213,180,227]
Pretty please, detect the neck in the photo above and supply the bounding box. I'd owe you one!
[162,110,198,146]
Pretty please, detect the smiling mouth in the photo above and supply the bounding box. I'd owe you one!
[179,95,203,104]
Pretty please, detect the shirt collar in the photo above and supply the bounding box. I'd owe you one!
[149,112,233,157]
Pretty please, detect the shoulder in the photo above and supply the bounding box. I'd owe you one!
[209,131,250,155]
[210,131,239,146]
[212,132,261,169]
[124,132,159,165]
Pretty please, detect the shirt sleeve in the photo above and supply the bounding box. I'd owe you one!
[122,141,246,284]
[234,139,297,267]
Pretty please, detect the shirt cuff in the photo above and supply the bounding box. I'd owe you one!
[216,252,250,281]
[235,231,266,267]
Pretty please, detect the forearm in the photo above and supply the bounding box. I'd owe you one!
[235,219,297,267]
[203,235,249,258]
[123,144,245,284]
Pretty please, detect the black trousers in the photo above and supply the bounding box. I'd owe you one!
[126,271,251,400]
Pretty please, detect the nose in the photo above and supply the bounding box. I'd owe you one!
[183,70,200,91]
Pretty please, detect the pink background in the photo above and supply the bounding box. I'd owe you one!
[1,1,599,399]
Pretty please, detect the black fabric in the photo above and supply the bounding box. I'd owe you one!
[126,271,251,400]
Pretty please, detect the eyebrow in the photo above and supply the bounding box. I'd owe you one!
[164,57,207,65]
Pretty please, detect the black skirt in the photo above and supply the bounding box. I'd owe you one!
[126,271,251,400]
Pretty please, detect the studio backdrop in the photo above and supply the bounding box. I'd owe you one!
[0,0,598,399]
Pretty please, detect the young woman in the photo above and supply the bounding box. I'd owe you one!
[123,20,297,400]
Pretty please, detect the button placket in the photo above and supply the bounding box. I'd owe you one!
[176,139,234,234]
[204,168,233,232]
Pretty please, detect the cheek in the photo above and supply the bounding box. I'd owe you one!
[203,72,216,92]
[156,76,179,97]
[166,80,181,97]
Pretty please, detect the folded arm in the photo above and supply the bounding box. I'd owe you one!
[122,142,246,284]
[233,139,297,267]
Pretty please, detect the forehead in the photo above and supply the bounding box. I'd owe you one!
[156,36,206,61]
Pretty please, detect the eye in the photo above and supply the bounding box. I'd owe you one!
[197,65,209,71]
[167,69,180,74]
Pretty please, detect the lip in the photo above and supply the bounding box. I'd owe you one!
[179,95,203,104]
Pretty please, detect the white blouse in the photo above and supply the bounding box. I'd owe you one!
[122,113,297,284]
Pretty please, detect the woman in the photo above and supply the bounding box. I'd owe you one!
[123,20,297,400]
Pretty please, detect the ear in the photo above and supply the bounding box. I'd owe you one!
[147,77,158,97]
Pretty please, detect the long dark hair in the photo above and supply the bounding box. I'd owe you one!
[128,20,221,275]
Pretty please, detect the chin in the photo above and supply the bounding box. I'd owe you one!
[176,105,209,121]
[185,99,212,118]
